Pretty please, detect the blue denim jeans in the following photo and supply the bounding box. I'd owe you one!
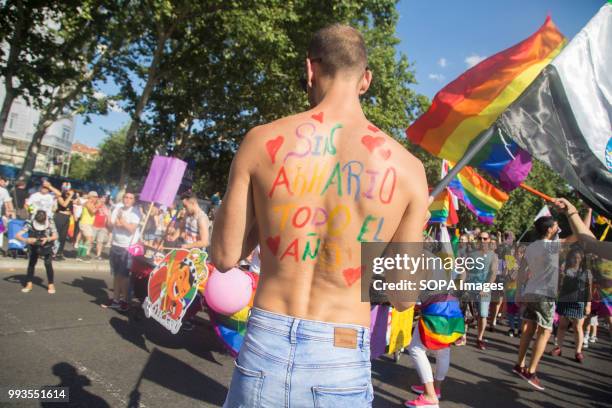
[223,307,373,407]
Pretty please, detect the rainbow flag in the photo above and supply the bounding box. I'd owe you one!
[407,16,566,190]
[449,164,509,224]
[429,189,458,225]
[418,294,464,350]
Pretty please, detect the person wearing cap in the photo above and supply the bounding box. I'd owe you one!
[44,181,75,261]
[16,210,58,294]
[77,191,98,262]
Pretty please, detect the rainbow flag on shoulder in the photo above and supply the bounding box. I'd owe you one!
[419,294,464,350]
[407,16,566,190]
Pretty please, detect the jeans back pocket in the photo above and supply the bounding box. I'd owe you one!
[312,384,370,408]
[224,360,265,408]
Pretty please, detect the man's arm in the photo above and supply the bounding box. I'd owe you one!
[3,199,15,218]
[384,161,429,312]
[211,130,257,271]
[488,253,498,284]
[554,198,611,260]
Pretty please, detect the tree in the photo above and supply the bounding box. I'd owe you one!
[0,1,66,139]
[68,153,96,180]
[86,125,148,186]
[9,1,130,181]
[116,0,429,196]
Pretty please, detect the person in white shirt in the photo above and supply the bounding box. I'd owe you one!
[513,215,574,391]
[26,181,56,218]
[102,192,140,312]
[0,176,16,254]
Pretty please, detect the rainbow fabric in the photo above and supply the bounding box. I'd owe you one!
[418,294,464,350]
[207,270,258,357]
[407,17,566,190]
[448,164,509,224]
[429,189,458,225]
[210,306,249,357]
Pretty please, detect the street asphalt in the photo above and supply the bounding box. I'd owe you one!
[0,259,610,407]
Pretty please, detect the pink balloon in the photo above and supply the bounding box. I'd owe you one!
[205,267,253,315]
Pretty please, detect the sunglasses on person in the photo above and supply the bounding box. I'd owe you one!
[478,236,490,241]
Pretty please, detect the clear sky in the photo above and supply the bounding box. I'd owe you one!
[74,0,605,147]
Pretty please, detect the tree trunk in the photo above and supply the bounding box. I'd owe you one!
[17,116,54,181]
[0,3,27,139]
[117,30,168,191]
[0,91,15,140]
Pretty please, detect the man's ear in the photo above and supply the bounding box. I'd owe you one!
[359,69,373,95]
[306,58,315,89]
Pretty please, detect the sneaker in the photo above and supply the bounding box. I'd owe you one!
[47,286,56,294]
[21,286,33,293]
[550,346,562,357]
[404,394,439,407]
[512,365,528,380]
[507,329,514,337]
[101,300,121,310]
[476,339,486,350]
[583,341,589,349]
[524,372,545,391]
[182,321,194,331]
[575,352,584,363]
[590,337,598,343]
[410,385,441,399]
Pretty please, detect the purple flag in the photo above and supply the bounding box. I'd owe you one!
[140,156,187,207]
[499,149,532,191]
[370,304,389,360]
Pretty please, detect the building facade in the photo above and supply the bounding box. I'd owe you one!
[0,83,75,176]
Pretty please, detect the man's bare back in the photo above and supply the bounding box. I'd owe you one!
[213,106,427,327]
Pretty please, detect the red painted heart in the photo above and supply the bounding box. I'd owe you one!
[311,112,324,123]
[265,136,284,164]
[342,266,362,287]
[367,124,380,133]
[361,135,385,153]
[266,236,281,256]
[379,149,391,160]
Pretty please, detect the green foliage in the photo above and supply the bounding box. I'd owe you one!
[108,0,428,196]
[91,125,148,187]
[68,154,96,180]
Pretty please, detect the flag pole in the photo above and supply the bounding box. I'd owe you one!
[429,127,495,199]
[519,183,554,202]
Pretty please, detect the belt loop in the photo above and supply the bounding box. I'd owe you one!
[362,327,368,350]
[290,319,299,344]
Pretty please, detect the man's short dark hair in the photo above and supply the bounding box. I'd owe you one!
[535,216,556,239]
[180,191,197,201]
[307,24,367,77]
[0,175,7,182]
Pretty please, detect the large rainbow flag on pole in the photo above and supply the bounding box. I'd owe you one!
[407,16,566,191]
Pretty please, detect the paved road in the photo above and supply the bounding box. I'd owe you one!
[0,262,610,407]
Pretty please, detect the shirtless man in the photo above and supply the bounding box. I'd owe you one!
[212,24,429,407]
